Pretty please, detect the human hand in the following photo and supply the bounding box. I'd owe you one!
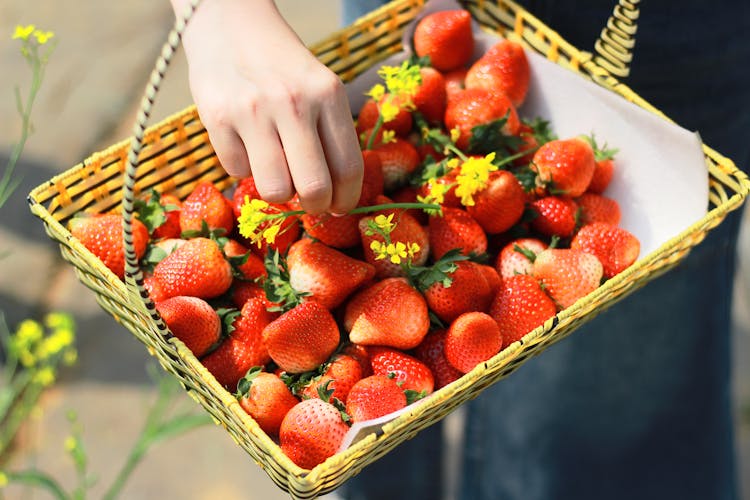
[171,0,363,214]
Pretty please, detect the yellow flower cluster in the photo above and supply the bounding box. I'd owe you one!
[365,60,422,125]
[8,313,77,386]
[454,152,498,206]
[237,197,285,247]
[369,240,421,265]
[12,24,54,44]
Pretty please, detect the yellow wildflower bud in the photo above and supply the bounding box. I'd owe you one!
[64,436,77,452]
[369,240,388,261]
[12,24,35,41]
[33,367,56,387]
[407,242,421,258]
[381,129,396,144]
[380,98,400,123]
[238,197,277,247]
[15,319,43,344]
[373,213,395,233]
[0,471,8,488]
[63,349,78,366]
[450,127,462,144]
[33,30,54,44]
[455,153,498,206]
[262,222,282,245]
[366,83,385,102]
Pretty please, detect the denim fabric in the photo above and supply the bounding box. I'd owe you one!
[339,1,750,499]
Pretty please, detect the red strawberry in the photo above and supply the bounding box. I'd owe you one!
[428,207,487,260]
[417,172,462,209]
[444,311,503,373]
[237,369,299,436]
[231,177,262,217]
[155,296,221,357]
[391,185,428,225]
[512,123,540,167]
[475,263,503,296]
[344,278,430,350]
[279,397,349,469]
[301,213,362,249]
[532,137,596,197]
[571,222,640,279]
[342,343,372,378]
[356,96,413,138]
[231,297,277,356]
[287,238,375,310]
[358,150,385,206]
[301,354,364,404]
[444,88,520,151]
[144,275,168,303]
[230,279,271,309]
[413,66,448,124]
[575,192,621,226]
[444,68,467,101]
[152,237,233,300]
[202,337,268,390]
[495,237,548,280]
[532,248,603,309]
[529,195,578,238]
[358,205,429,279]
[413,330,463,389]
[152,193,183,240]
[465,39,530,107]
[490,274,556,348]
[413,9,474,72]
[262,301,340,374]
[368,346,434,395]
[345,374,407,422]
[69,213,149,279]
[423,261,493,324]
[588,157,615,194]
[180,181,234,235]
[222,239,267,281]
[372,138,421,192]
[466,170,526,234]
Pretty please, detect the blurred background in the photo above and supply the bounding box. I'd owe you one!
[0,1,748,499]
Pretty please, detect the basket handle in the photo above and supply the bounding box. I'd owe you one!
[122,0,202,335]
[593,0,640,78]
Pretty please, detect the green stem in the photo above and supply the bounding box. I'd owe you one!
[365,115,384,151]
[0,373,44,457]
[276,202,440,220]
[2,469,70,500]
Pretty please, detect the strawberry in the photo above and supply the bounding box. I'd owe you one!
[368,346,434,395]
[428,207,487,260]
[262,300,340,373]
[465,39,530,107]
[532,248,603,309]
[358,205,429,279]
[444,311,503,373]
[179,181,235,235]
[144,275,168,303]
[222,239,267,281]
[69,213,149,280]
[344,277,430,350]
[412,66,448,124]
[466,170,526,234]
[247,203,301,258]
[202,336,268,390]
[237,368,299,436]
[152,193,183,240]
[413,9,474,72]
[391,185,428,225]
[582,134,618,194]
[342,343,372,378]
[372,138,421,192]
[443,68,467,101]
[575,192,621,226]
[532,137,596,197]
[475,263,503,296]
[287,238,375,310]
[571,222,640,279]
[422,260,493,324]
[301,212,362,249]
[489,274,556,348]
[356,95,413,138]
[231,297,277,355]
[155,296,221,357]
[495,237,548,280]
[152,237,233,300]
[444,88,520,151]
[345,374,407,422]
[279,397,349,469]
[413,330,463,389]
[529,195,578,238]
[231,177,262,218]
[358,150,385,206]
[417,171,462,209]
[301,353,364,404]
[230,279,271,309]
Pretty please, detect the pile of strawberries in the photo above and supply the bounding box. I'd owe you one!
[68,9,640,470]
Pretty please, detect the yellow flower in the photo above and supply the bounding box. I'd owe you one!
[45,312,74,331]
[64,436,77,452]
[378,60,422,103]
[0,470,8,488]
[373,213,395,233]
[406,242,421,259]
[369,240,388,261]
[261,222,281,246]
[446,158,461,171]
[12,24,35,41]
[450,127,462,144]
[386,242,408,264]
[63,349,78,366]
[33,366,56,387]
[33,30,54,44]
[381,129,396,145]
[366,83,385,102]
[379,97,400,123]
[237,197,283,247]
[455,152,498,206]
[15,319,43,344]
[36,328,74,360]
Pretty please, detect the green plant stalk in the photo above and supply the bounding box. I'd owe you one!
[364,114,384,151]
[1,469,69,500]
[0,371,44,458]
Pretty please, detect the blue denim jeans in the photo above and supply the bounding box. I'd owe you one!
[340,1,750,499]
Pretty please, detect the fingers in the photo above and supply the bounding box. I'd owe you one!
[200,120,252,179]
[318,81,364,214]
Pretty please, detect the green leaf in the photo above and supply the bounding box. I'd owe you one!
[524,117,557,146]
[216,308,241,336]
[468,114,525,156]
[262,249,307,312]
[581,133,618,161]
[409,249,468,292]
[512,164,539,192]
[2,469,69,500]
[235,366,263,398]
[133,189,167,235]
[405,389,428,405]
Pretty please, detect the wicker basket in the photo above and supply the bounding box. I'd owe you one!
[27,0,750,498]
